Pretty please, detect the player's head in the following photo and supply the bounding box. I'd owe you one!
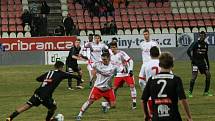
[88,34,93,42]
[143,29,150,42]
[112,37,118,42]
[150,46,160,58]
[75,39,81,47]
[159,52,174,69]
[101,52,110,65]
[54,61,64,70]
[94,34,101,44]
[199,31,206,41]
[109,41,118,54]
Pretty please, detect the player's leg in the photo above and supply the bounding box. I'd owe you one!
[87,64,93,88]
[125,76,137,109]
[203,70,213,96]
[113,77,124,96]
[77,87,101,120]
[76,67,84,89]
[188,65,198,97]
[6,103,32,121]
[102,89,116,113]
[67,67,74,90]
[42,98,57,121]
[6,94,41,121]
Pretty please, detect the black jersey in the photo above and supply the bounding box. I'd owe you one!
[187,40,209,68]
[66,46,81,67]
[35,70,80,98]
[142,72,186,121]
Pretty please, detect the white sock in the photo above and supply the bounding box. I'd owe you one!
[130,87,137,103]
[78,100,91,117]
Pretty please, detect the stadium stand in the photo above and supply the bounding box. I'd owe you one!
[1,0,23,38]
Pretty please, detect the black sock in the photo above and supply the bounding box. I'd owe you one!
[46,110,55,121]
[89,81,92,86]
[189,79,195,93]
[68,79,72,88]
[10,110,19,119]
[204,79,210,92]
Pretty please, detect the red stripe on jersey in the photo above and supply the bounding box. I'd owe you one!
[139,77,146,80]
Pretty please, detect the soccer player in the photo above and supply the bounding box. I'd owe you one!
[139,29,160,90]
[139,46,160,91]
[87,34,108,87]
[6,61,81,121]
[66,39,85,90]
[141,52,193,121]
[109,41,137,109]
[187,31,212,97]
[76,52,118,121]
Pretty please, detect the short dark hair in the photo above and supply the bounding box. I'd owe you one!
[54,61,64,69]
[143,29,149,33]
[94,34,101,39]
[159,52,174,69]
[150,46,160,58]
[101,51,110,58]
[76,38,81,42]
[200,31,206,35]
[112,37,118,41]
[109,41,118,47]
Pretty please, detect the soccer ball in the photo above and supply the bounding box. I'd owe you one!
[55,113,64,121]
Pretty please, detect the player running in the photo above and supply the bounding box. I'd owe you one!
[187,31,213,97]
[139,29,160,90]
[141,52,193,121]
[76,52,119,121]
[109,41,137,109]
[6,61,81,121]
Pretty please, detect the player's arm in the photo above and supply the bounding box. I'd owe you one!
[141,78,151,120]
[36,72,48,82]
[79,46,89,60]
[122,51,134,76]
[177,77,193,121]
[187,42,196,60]
[62,72,81,80]
[91,67,97,82]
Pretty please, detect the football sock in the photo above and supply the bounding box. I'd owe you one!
[130,87,137,103]
[78,100,91,117]
[204,79,210,92]
[68,78,72,88]
[189,79,195,93]
[46,110,55,121]
[9,110,19,119]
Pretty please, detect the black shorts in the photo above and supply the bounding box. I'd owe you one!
[66,65,81,73]
[192,64,208,74]
[27,94,56,109]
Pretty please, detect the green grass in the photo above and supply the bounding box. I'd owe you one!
[0,61,215,121]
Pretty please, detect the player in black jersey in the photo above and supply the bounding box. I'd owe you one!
[6,61,81,121]
[66,39,86,90]
[187,31,212,97]
[141,52,192,121]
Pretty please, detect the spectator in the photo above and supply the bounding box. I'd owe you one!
[40,14,48,36]
[54,25,65,36]
[109,20,117,35]
[40,0,50,15]
[29,2,39,16]
[106,2,114,16]
[63,14,75,36]
[101,23,110,35]
[21,9,32,27]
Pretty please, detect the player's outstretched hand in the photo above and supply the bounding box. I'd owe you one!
[129,70,133,77]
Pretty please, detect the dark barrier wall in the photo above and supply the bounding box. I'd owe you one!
[0,47,214,65]
[0,51,45,65]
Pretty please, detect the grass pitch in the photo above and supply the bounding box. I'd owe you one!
[0,61,215,121]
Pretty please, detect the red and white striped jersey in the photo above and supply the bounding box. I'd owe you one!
[110,50,133,77]
[93,61,118,91]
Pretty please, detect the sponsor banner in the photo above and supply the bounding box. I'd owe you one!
[194,32,215,45]
[45,51,87,65]
[0,36,77,51]
[177,33,194,47]
[78,34,176,48]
